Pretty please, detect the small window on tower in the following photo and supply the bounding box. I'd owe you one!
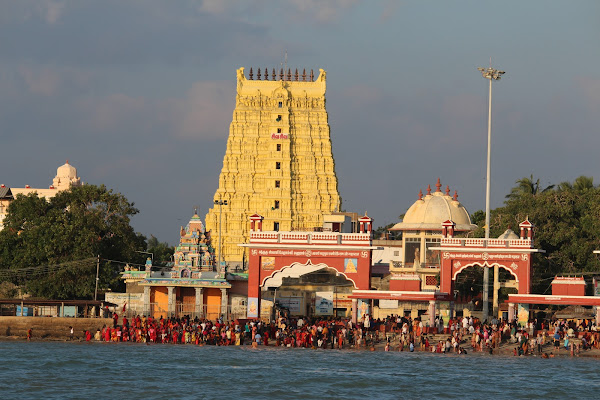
[277,128,282,133]
[277,144,281,151]
[274,200,280,209]
[275,162,281,169]
[278,101,283,108]
[275,180,280,188]
[274,222,280,231]
[276,115,282,121]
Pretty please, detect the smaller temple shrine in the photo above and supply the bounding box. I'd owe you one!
[120,212,232,320]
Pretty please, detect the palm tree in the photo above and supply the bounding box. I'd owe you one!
[505,175,554,200]
[556,175,594,192]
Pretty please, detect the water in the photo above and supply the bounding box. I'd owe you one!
[1,342,598,399]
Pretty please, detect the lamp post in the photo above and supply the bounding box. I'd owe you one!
[478,64,505,322]
[214,198,228,270]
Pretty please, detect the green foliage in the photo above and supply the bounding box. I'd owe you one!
[489,175,600,292]
[0,185,146,299]
[146,235,175,266]
[372,223,397,240]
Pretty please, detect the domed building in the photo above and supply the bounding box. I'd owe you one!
[1,161,83,230]
[387,178,476,292]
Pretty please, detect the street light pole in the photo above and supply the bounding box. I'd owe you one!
[214,198,228,270]
[478,64,505,322]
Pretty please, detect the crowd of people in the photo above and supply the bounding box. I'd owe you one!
[77,311,600,357]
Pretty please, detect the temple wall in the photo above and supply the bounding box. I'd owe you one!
[0,317,112,340]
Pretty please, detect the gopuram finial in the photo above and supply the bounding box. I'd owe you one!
[302,68,306,82]
[294,68,299,81]
[264,68,269,80]
[453,190,458,201]
[436,178,442,192]
[257,68,261,80]
[279,68,284,80]
[427,184,431,195]
[272,68,276,81]
[287,68,291,81]
[310,69,314,81]
[249,67,253,80]
[445,185,450,196]
[418,189,423,200]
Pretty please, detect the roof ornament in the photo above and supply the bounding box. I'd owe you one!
[272,68,276,81]
[249,67,253,80]
[302,68,306,82]
[294,68,299,81]
[436,178,442,192]
[453,190,458,201]
[418,189,423,200]
[279,68,284,81]
[310,69,314,82]
[257,68,261,80]
[264,68,269,80]
[427,184,431,195]
[445,185,450,196]
[287,68,292,81]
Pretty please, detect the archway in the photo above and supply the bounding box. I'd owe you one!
[260,262,356,319]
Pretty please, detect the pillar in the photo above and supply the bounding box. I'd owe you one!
[596,306,600,326]
[143,286,151,316]
[351,299,358,324]
[508,303,515,322]
[195,287,204,318]
[449,301,454,320]
[167,286,175,317]
[493,264,499,318]
[221,288,228,321]
[429,300,436,328]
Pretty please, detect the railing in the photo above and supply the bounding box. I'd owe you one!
[120,303,247,321]
[250,231,372,245]
[440,237,532,249]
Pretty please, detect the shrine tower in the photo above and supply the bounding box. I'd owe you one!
[206,67,341,266]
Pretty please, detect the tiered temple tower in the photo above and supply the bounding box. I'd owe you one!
[206,67,341,266]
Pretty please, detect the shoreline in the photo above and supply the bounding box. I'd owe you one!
[3,335,600,358]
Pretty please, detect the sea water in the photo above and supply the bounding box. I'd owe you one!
[0,341,598,399]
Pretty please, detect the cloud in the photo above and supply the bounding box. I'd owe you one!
[41,0,65,24]
[171,81,236,141]
[18,65,61,96]
[287,0,359,22]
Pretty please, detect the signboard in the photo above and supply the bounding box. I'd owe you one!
[261,257,275,270]
[247,297,259,318]
[358,299,370,321]
[271,133,289,139]
[277,297,302,314]
[594,277,600,296]
[443,252,528,261]
[254,249,362,258]
[379,299,399,309]
[315,292,334,316]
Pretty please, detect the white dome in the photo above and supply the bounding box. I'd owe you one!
[57,161,77,179]
[498,228,519,240]
[53,160,81,190]
[391,181,476,232]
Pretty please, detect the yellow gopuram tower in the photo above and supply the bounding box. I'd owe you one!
[206,67,341,267]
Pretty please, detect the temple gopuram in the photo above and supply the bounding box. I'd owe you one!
[205,67,341,267]
[120,212,232,320]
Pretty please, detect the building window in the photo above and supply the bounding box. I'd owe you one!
[276,144,281,151]
[276,115,282,121]
[277,128,282,133]
[274,200,280,209]
[274,222,280,231]
[278,101,283,108]
[275,180,280,188]
[394,251,399,257]
[275,162,281,169]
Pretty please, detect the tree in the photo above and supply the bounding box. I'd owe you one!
[0,185,146,299]
[489,177,600,293]
[146,235,175,267]
[505,175,554,200]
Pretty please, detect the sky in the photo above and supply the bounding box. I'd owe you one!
[1,0,599,245]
